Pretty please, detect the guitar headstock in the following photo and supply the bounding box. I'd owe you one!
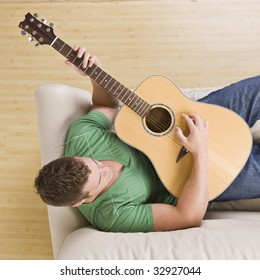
[18,12,56,46]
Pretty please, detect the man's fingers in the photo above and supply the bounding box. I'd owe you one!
[176,127,187,146]
[182,113,196,129]
[183,113,208,129]
[72,45,92,68]
[66,45,100,74]
[88,55,96,68]
[189,113,206,127]
[73,45,80,52]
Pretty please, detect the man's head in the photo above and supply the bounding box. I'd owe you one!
[34,157,91,207]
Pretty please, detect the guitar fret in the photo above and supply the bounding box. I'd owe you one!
[114,83,124,98]
[136,98,144,113]
[78,61,84,68]
[94,69,103,80]
[110,81,121,95]
[52,38,151,117]
[128,95,136,106]
[127,94,135,106]
[75,57,84,67]
[98,72,108,84]
[131,95,142,111]
[117,85,125,97]
[101,75,113,89]
[120,88,130,102]
[116,87,126,100]
[89,65,98,76]
[129,94,139,107]
[65,48,73,58]
[138,100,148,115]
[134,97,142,110]
[67,49,76,61]
[127,93,136,107]
[106,78,117,91]
[72,55,77,63]
[83,66,91,75]
[59,42,66,52]
[98,71,107,84]
[92,69,99,77]
[140,102,150,116]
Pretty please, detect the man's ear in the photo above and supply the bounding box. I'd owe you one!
[72,200,85,207]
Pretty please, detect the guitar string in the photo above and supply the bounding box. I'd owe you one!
[55,42,165,123]
[55,39,151,117]
[56,43,183,145]
[55,42,183,146]
[57,43,175,132]
[58,43,155,119]
[57,44,183,146]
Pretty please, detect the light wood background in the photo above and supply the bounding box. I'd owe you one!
[1,0,260,259]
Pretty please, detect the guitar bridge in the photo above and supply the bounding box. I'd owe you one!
[176,146,189,162]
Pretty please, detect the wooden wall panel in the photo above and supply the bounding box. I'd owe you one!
[1,0,260,259]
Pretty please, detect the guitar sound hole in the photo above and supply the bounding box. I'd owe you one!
[144,105,174,135]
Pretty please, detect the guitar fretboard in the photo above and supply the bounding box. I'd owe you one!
[52,38,151,117]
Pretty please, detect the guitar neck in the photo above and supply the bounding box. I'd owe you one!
[52,37,151,117]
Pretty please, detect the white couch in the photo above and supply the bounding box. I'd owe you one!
[35,83,260,260]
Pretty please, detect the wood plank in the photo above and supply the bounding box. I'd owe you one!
[1,0,260,259]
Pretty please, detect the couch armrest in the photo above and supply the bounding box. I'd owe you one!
[34,83,92,258]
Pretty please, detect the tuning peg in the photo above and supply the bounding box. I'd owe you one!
[41,18,47,24]
[28,36,34,42]
[33,13,39,18]
[20,30,27,36]
[49,22,55,29]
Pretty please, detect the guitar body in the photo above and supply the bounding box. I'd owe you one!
[114,75,252,201]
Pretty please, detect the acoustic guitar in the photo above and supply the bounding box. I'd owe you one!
[19,13,252,201]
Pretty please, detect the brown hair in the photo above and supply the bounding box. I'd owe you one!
[34,157,91,206]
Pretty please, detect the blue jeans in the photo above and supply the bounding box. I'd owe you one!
[198,76,260,201]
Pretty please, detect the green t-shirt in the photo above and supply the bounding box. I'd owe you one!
[64,110,177,232]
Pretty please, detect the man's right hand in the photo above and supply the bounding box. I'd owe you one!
[176,113,208,157]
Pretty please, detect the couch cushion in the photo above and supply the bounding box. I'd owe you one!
[208,198,260,211]
[57,213,260,260]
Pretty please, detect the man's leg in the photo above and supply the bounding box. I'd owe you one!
[199,76,260,127]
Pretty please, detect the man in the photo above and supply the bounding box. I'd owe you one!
[35,46,260,232]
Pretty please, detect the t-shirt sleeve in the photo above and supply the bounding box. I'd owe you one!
[64,110,111,157]
[78,203,154,233]
[110,204,154,232]
[66,110,111,138]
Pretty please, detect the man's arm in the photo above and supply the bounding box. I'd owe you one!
[152,113,209,231]
[65,46,119,123]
